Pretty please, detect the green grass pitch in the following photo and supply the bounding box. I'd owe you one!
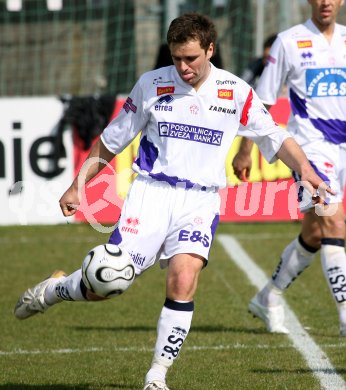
[1,222,345,389]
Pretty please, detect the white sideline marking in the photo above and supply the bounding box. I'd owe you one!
[217,234,346,390]
[1,342,346,357]
[0,343,346,357]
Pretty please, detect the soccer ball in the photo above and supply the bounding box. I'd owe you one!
[81,244,135,298]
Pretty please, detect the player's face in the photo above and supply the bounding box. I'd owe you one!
[308,0,345,29]
[170,39,214,90]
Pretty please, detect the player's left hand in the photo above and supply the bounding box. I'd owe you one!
[232,152,252,181]
[302,172,335,205]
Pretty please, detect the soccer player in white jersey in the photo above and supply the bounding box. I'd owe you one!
[233,0,346,336]
[14,13,333,390]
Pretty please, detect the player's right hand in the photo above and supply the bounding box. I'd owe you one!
[59,185,80,216]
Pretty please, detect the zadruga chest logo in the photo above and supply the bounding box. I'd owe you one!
[209,105,236,114]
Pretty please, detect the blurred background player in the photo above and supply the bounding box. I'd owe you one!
[232,0,346,336]
[240,33,277,88]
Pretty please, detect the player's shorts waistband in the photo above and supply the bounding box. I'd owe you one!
[135,174,219,193]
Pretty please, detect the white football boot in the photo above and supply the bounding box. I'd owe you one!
[14,270,66,320]
[248,294,289,334]
[143,381,170,390]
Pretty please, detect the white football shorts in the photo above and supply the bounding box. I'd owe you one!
[293,140,346,212]
[108,176,220,275]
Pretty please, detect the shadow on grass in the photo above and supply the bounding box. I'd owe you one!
[0,384,134,389]
[194,325,270,335]
[71,324,268,335]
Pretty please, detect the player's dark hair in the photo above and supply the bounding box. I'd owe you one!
[167,13,217,53]
[263,34,277,50]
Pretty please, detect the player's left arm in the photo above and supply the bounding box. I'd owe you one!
[276,137,335,203]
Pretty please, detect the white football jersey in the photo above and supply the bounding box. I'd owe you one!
[101,63,289,189]
[256,19,346,147]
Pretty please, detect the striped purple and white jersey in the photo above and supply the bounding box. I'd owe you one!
[101,63,289,189]
[256,19,346,147]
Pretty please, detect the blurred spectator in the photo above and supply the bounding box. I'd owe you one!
[240,34,277,88]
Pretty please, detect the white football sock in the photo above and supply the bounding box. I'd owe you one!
[271,236,316,290]
[45,270,87,304]
[339,303,346,326]
[320,239,346,313]
[145,299,194,384]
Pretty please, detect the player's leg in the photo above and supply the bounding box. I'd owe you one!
[144,253,204,390]
[14,177,165,320]
[249,141,345,334]
[318,144,346,335]
[248,211,320,333]
[260,211,320,301]
[143,186,220,390]
[318,203,346,336]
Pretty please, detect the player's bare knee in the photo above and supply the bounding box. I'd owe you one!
[303,232,321,248]
[166,273,197,300]
[320,216,345,238]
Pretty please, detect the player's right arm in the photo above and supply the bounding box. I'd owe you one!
[59,138,115,216]
[59,76,149,217]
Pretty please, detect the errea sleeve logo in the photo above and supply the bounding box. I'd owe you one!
[123,97,137,113]
[218,89,233,100]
